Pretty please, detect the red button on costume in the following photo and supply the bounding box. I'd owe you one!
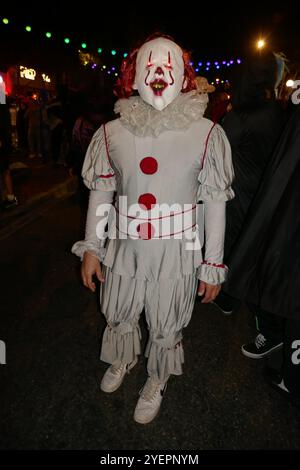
[140,157,158,174]
[137,222,155,240]
[138,193,157,210]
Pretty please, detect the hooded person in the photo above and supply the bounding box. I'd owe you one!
[212,49,286,316]
[224,103,300,403]
[72,33,234,424]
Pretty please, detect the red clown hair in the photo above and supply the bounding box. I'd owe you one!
[114,33,196,99]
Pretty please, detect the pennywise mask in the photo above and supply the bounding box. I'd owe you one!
[133,37,186,111]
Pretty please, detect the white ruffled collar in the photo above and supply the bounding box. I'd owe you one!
[114,91,208,137]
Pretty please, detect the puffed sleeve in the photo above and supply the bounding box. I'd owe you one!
[197,123,234,202]
[81,124,117,191]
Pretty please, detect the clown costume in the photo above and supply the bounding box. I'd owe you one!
[72,35,234,424]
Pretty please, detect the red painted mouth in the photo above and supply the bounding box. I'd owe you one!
[150,79,168,96]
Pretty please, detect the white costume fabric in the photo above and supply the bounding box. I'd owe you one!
[72,39,234,381]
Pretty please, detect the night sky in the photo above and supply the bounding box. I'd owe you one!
[2,3,299,56]
[1,2,299,81]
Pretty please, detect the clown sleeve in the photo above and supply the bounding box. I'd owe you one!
[196,124,234,284]
[81,124,117,191]
[197,123,234,203]
[71,125,116,262]
[197,201,228,284]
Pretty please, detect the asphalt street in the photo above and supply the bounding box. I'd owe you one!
[0,194,299,450]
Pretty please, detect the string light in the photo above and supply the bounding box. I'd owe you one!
[0,17,242,82]
[257,39,265,49]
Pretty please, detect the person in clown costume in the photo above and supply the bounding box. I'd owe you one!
[72,34,234,424]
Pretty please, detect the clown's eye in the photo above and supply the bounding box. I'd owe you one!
[147,62,153,68]
[165,63,173,69]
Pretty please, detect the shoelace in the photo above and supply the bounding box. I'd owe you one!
[255,333,266,349]
[110,363,126,376]
[140,378,163,402]
[111,357,138,376]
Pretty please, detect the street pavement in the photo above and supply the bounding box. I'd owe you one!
[0,195,299,450]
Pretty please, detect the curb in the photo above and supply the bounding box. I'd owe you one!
[0,176,78,240]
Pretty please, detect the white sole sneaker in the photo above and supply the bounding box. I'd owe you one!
[211,300,233,316]
[241,342,283,359]
[100,358,138,393]
[134,378,167,424]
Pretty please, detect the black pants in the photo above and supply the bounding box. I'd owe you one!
[282,318,300,395]
[247,303,284,343]
[219,291,300,395]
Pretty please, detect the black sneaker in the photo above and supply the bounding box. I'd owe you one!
[241,334,283,359]
[212,294,234,315]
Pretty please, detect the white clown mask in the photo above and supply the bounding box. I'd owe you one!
[133,37,186,111]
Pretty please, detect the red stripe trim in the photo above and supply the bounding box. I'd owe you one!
[115,204,196,221]
[116,223,197,239]
[97,173,115,179]
[103,123,114,169]
[200,123,216,170]
[202,260,227,269]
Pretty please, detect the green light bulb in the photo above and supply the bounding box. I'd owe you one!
[46,32,52,38]
[64,38,70,44]
[111,50,116,56]
[81,42,87,49]
[3,18,9,25]
[25,26,32,32]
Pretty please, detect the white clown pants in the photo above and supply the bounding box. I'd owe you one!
[100,266,198,383]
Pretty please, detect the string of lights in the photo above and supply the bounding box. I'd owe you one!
[1,16,242,83]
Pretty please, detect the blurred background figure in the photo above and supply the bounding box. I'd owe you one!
[195,76,215,120]
[68,100,106,204]
[16,100,28,152]
[0,103,18,209]
[213,49,286,316]
[209,90,231,123]
[225,104,300,406]
[25,95,42,159]
[47,97,64,167]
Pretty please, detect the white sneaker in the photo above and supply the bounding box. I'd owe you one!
[100,358,137,393]
[134,377,167,424]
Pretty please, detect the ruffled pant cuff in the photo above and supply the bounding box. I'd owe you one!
[100,322,141,366]
[145,332,184,383]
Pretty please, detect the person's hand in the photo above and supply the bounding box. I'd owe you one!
[198,281,221,303]
[81,251,105,292]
